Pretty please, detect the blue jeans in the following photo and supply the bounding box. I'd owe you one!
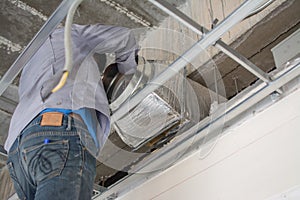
[7,114,97,200]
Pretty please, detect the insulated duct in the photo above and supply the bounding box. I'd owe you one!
[104,59,200,149]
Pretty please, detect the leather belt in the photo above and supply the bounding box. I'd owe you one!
[69,113,84,123]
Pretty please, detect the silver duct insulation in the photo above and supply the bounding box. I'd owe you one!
[108,59,199,149]
[114,93,183,148]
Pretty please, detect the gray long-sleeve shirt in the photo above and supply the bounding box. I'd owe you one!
[5,24,138,151]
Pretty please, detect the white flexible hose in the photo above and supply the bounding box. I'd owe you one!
[51,0,83,93]
[63,0,83,72]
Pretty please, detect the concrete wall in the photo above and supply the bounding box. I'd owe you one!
[116,80,300,199]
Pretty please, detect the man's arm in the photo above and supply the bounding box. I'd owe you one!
[75,24,138,75]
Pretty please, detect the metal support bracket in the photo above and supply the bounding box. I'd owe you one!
[148,0,273,84]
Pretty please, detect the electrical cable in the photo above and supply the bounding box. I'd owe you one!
[51,0,83,93]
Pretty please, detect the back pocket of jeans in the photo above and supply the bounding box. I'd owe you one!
[22,140,69,183]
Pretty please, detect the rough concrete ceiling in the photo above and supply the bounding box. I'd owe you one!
[0,0,300,191]
[0,0,185,79]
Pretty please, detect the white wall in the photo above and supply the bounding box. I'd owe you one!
[117,86,300,200]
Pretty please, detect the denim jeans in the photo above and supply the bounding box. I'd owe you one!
[7,114,97,200]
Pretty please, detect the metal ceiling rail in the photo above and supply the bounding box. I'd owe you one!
[149,0,272,83]
[111,0,270,123]
[0,0,75,96]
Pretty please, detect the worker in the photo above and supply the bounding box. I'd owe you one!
[4,24,138,199]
